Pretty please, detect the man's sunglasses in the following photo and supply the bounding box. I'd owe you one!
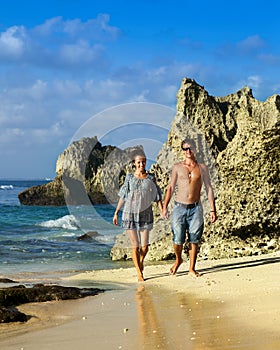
[181,147,192,151]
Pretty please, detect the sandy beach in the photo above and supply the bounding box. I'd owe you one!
[1,251,279,350]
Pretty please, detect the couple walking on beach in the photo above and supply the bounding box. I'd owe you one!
[113,138,217,282]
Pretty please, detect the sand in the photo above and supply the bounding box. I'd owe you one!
[0,252,279,350]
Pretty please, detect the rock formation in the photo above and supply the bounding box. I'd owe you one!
[111,78,280,261]
[18,137,141,206]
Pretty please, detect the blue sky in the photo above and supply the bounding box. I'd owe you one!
[1,0,279,179]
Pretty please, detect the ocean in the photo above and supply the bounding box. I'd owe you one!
[0,179,128,280]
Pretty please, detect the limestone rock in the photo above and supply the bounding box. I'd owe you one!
[111,77,280,261]
[18,137,143,206]
[18,176,65,205]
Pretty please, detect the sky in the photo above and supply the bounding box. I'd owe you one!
[1,0,280,179]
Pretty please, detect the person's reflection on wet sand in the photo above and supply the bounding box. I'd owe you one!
[134,284,241,349]
[135,285,168,349]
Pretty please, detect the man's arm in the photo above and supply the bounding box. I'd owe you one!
[201,164,217,223]
[162,165,178,219]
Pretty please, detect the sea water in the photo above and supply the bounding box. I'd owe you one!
[0,179,127,279]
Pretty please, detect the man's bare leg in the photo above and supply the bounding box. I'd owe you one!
[189,243,201,277]
[170,243,183,275]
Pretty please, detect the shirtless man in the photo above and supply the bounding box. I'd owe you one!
[162,138,216,277]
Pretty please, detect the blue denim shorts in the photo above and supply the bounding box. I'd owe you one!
[171,202,204,244]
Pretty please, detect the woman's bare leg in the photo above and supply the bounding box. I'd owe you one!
[127,230,144,281]
[139,229,149,274]
[139,245,149,272]
[131,248,144,281]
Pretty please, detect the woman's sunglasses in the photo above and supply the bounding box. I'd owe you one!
[181,147,192,151]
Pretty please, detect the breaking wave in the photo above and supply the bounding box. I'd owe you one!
[38,215,79,230]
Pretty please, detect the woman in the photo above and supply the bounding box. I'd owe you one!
[113,149,163,281]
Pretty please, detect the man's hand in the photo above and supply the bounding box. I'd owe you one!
[210,211,217,223]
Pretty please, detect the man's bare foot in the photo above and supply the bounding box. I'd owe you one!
[138,273,145,282]
[188,270,202,277]
[169,258,183,275]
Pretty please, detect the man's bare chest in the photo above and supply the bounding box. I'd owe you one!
[177,163,201,183]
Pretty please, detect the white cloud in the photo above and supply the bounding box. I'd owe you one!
[58,40,104,65]
[53,80,82,98]
[0,14,120,70]
[217,35,266,58]
[0,26,26,58]
[259,53,280,65]
[32,16,62,36]
[237,35,265,53]
[246,76,262,90]
[27,80,48,99]
[33,14,121,41]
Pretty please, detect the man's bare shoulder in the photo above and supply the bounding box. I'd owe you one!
[172,161,184,171]
[173,161,184,168]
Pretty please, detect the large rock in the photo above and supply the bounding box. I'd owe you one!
[18,176,65,205]
[111,78,280,261]
[18,137,142,206]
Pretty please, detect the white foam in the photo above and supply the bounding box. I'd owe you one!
[0,185,14,190]
[38,214,79,230]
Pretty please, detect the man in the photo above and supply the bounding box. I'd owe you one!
[162,138,216,276]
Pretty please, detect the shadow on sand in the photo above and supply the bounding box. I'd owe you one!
[144,255,280,281]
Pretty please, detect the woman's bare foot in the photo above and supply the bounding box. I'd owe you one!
[188,270,202,277]
[169,258,183,275]
[139,261,144,273]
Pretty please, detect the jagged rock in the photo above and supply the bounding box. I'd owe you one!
[111,77,280,261]
[18,176,65,205]
[0,284,103,323]
[18,138,143,206]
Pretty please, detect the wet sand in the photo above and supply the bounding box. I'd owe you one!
[0,252,279,349]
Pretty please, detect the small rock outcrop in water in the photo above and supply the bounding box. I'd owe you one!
[0,284,103,323]
[77,231,100,241]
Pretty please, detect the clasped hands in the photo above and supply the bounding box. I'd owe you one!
[161,208,169,219]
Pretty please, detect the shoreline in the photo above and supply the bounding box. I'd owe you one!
[0,252,280,349]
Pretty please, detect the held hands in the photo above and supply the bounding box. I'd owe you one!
[161,208,169,219]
